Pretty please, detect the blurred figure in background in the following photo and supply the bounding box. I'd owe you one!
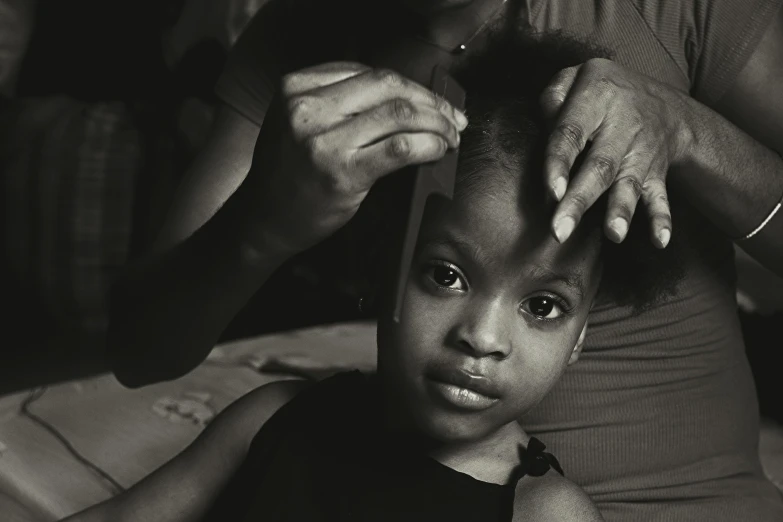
[0,0,268,392]
[0,0,35,98]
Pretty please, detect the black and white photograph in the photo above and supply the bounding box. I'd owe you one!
[1,0,782,520]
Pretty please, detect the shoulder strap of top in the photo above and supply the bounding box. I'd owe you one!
[512,436,565,481]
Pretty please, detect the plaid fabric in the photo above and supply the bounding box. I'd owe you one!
[1,97,141,334]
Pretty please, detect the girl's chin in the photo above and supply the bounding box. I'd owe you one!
[411,408,500,444]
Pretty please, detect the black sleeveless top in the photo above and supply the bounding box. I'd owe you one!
[201,372,564,522]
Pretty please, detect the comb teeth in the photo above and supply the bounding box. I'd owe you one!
[392,66,466,323]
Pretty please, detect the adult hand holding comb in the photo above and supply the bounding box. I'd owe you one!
[244,61,467,259]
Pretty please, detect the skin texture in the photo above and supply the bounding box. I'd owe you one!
[513,471,604,521]
[245,62,466,254]
[540,59,682,247]
[540,7,783,276]
[376,169,602,484]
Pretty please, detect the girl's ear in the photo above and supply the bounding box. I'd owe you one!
[568,321,588,365]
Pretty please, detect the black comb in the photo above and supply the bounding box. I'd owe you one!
[391,66,466,323]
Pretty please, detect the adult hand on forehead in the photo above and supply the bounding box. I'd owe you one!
[246,62,467,254]
[540,58,693,249]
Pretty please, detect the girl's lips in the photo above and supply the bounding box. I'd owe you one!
[425,367,502,412]
[428,366,502,398]
[426,380,500,411]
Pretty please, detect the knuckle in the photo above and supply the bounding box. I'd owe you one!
[287,95,315,123]
[387,135,411,159]
[373,68,405,89]
[547,150,572,168]
[589,154,618,186]
[549,69,569,85]
[652,207,672,223]
[389,98,416,122]
[569,192,591,213]
[619,176,643,198]
[647,174,667,187]
[628,111,644,129]
[553,123,585,150]
[595,75,613,91]
[654,190,670,207]
[547,147,571,167]
[541,85,567,105]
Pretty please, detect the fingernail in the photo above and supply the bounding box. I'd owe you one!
[455,109,468,130]
[552,177,567,201]
[609,218,628,241]
[554,216,576,243]
[658,228,671,248]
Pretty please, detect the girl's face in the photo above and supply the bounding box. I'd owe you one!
[376,170,602,444]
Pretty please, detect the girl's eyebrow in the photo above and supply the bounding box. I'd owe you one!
[525,266,586,300]
[422,236,490,266]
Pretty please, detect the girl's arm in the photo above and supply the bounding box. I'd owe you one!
[513,473,604,522]
[60,379,308,522]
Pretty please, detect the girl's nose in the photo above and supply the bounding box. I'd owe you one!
[453,297,513,359]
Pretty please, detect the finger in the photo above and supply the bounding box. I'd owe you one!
[552,136,633,243]
[350,132,449,182]
[281,62,371,96]
[603,174,644,243]
[543,70,613,202]
[334,100,459,150]
[539,65,580,121]
[641,175,672,249]
[310,68,468,132]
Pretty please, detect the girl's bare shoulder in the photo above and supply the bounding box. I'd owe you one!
[512,471,604,522]
[212,379,312,453]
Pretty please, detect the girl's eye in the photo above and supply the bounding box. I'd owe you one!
[428,264,466,291]
[522,296,565,320]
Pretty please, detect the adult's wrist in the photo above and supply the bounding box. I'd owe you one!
[664,90,783,239]
[666,88,699,170]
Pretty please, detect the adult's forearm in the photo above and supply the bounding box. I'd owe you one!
[109,177,295,388]
[671,93,783,276]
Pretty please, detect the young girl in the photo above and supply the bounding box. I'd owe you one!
[65,30,682,522]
